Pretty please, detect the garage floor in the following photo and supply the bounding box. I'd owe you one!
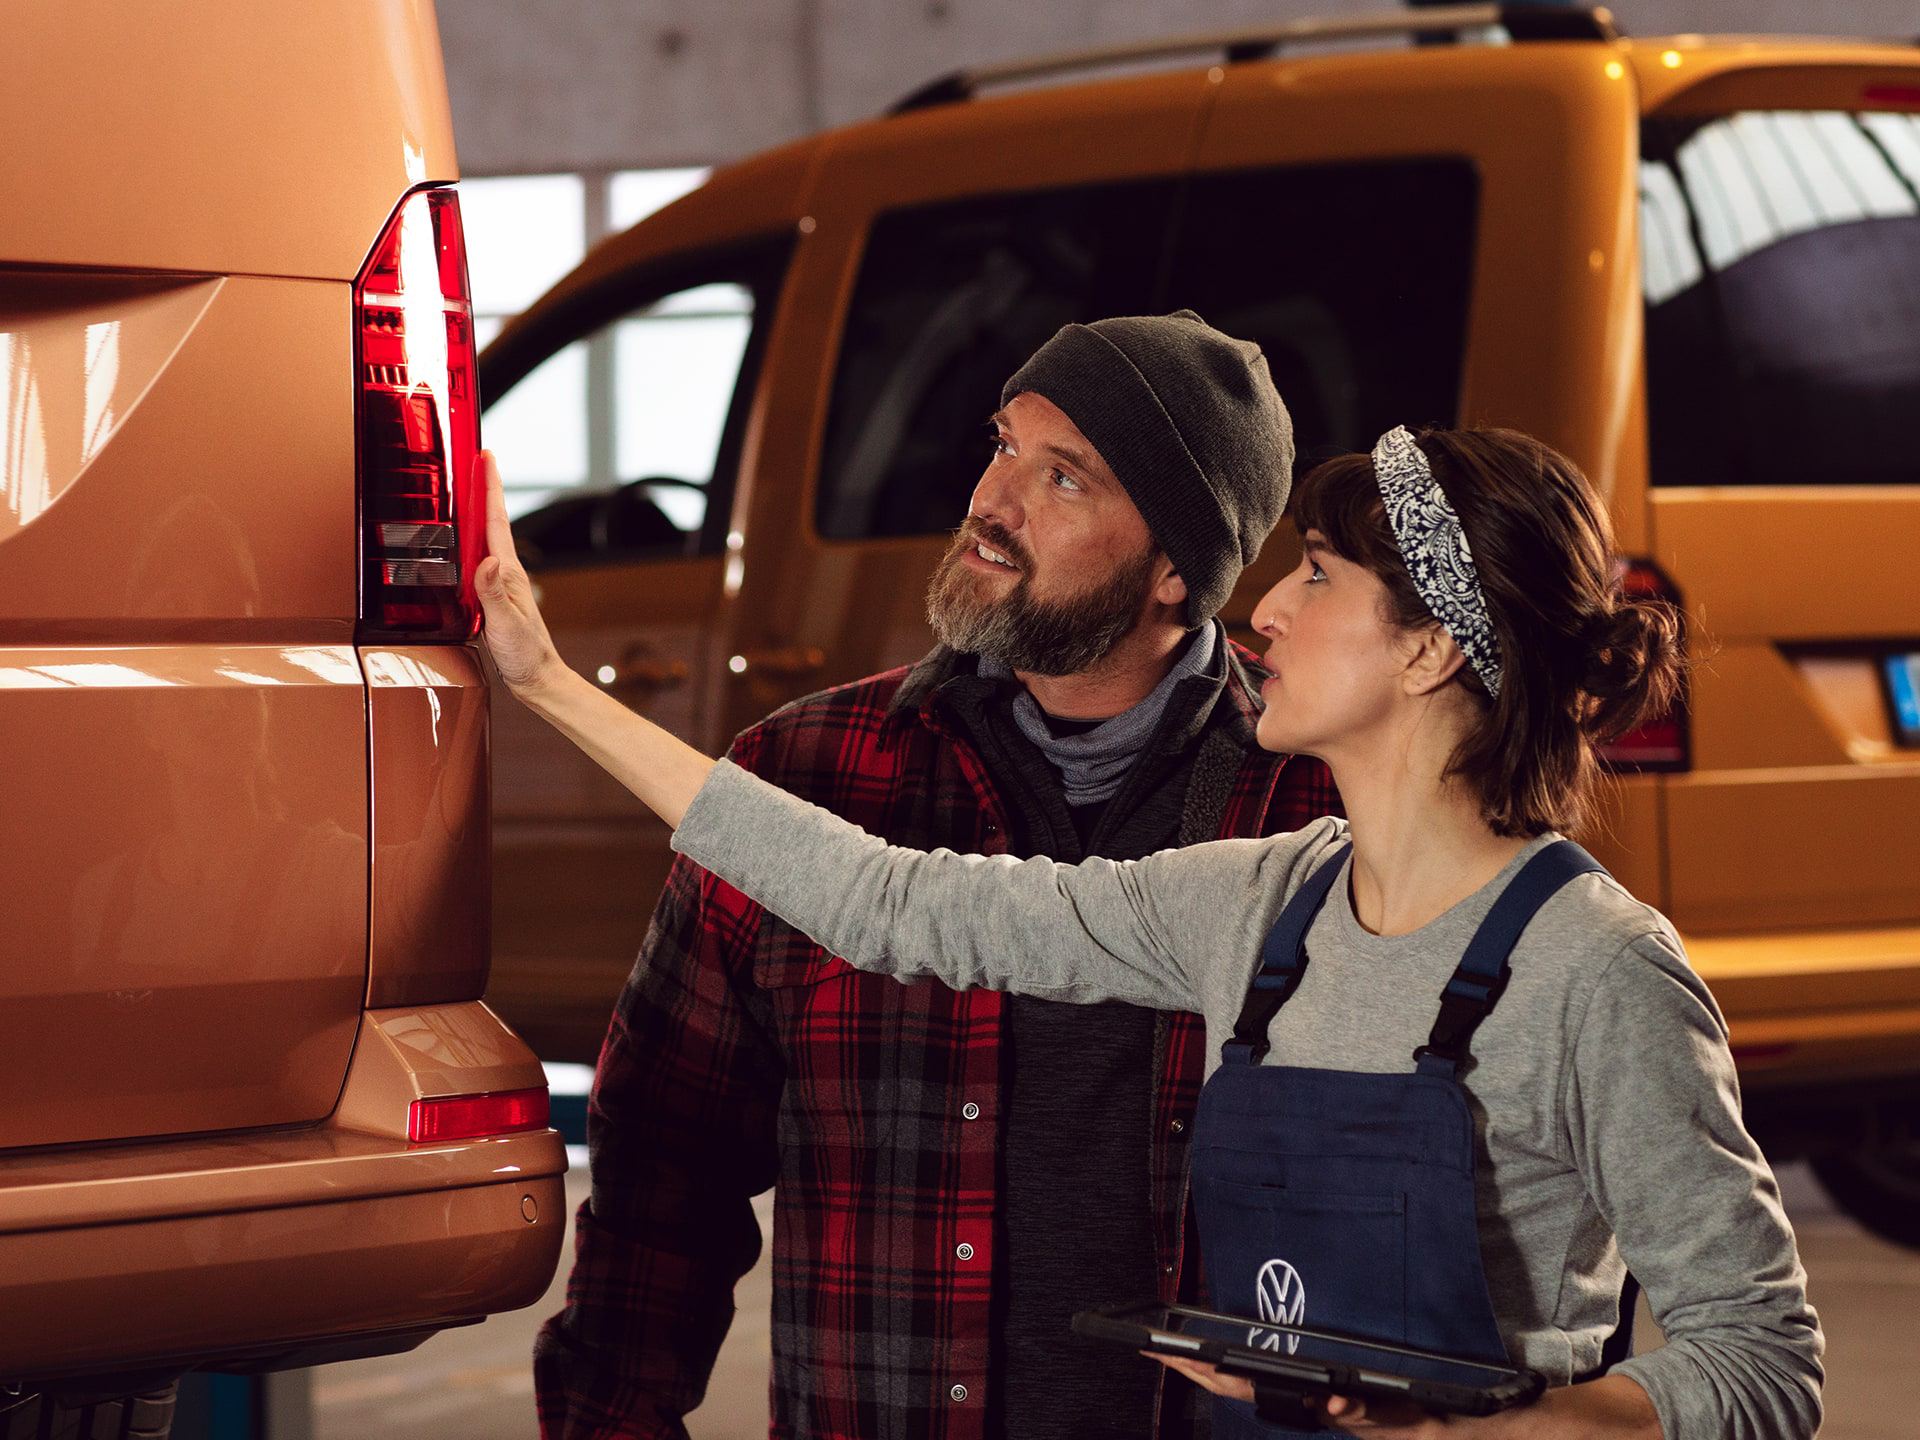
[312,1161,1915,1440]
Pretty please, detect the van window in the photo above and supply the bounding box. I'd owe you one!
[487,243,788,567]
[1161,159,1479,463]
[815,178,1180,540]
[1641,111,1920,486]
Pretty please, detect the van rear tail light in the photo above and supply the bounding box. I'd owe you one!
[1863,85,1920,110]
[1596,559,1690,772]
[407,1087,550,1144]
[354,185,483,642]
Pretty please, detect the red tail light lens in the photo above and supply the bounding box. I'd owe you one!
[354,185,483,642]
[407,1087,550,1144]
[1863,85,1920,110]
[1597,559,1689,772]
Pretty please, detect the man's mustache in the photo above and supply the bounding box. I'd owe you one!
[955,517,1031,572]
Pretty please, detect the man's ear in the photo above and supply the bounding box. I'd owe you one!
[1154,567,1188,609]
[1403,624,1468,697]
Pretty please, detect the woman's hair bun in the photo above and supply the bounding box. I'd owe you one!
[1578,600,1685,742]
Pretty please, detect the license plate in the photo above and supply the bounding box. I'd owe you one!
[1885,652,1920,747]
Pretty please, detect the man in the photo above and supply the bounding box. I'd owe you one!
[534,311,1341,1440]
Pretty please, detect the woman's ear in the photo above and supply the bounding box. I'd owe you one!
[1402,624,1468,697]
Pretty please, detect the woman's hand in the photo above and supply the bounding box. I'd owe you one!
[474,450,565,698]
[1149,1353,1457,1436]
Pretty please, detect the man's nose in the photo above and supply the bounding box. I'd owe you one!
[968,461,1025,532]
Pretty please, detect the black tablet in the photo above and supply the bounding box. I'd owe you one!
[1071,1300,1545,1418]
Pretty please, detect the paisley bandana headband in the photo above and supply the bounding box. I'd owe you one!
[1371,426,1505,699]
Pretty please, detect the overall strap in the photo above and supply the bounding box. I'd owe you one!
[1222,841,1352,1066]
[1414,840,1608,1080]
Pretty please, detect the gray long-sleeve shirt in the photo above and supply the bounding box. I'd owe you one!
[674,759,1825,1440]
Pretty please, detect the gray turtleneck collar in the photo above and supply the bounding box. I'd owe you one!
[978,623,1222,806]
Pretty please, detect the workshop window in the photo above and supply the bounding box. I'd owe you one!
[469,167,714,520]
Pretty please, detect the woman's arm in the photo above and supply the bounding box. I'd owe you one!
[474,451,714,826]
[475,450,1287,1013]
[1564,932,1824,1440]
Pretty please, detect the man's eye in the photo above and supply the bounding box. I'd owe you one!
[988,435,1011,457]
[1050,470,1082,492]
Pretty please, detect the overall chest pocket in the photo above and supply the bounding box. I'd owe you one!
[1192,1176,1409,1347]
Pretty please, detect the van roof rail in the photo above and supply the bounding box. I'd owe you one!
[887,4,1621,115]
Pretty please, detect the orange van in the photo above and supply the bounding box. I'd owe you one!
[0,2,563,1433]
[479,5,1920,1247]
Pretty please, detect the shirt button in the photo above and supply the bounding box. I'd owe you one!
[962,1102,981,1121]
[950,1384,969,1403]
[1163,1264,1176,1275]
[956,1242,975,1261]
[1170,1118,1186,1134]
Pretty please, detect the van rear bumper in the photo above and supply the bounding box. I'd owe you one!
[0,1002,567,1380]
[1692,924,1920,1092]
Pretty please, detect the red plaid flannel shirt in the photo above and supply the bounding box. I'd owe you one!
[534,642,1340,1440]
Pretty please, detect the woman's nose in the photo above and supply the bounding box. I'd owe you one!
[1252,579,1290,638]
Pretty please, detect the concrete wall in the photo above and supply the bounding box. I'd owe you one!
[439,0,1920,174]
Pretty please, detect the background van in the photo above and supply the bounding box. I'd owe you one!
[479,8,1920,1247]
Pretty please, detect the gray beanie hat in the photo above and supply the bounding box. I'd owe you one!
[1000,309,1294,627]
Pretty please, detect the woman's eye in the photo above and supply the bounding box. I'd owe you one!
[1306,559,1326,583]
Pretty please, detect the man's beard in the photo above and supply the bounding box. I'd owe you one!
[925,519,1162,677]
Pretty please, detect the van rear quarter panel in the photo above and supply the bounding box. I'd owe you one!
[0,274,370,1147]
[0,0,459,280]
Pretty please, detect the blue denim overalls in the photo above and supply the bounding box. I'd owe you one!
[1190,839,1630,1436]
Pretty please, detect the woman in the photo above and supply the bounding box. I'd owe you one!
[476,425,1822,1440]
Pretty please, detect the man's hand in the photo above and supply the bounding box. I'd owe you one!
[474,450,565,697]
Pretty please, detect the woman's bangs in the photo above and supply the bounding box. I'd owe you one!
[1291,454,1389,566]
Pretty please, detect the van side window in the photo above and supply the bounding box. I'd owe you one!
[1641,111,1920,486]
[484,244,788,567]
[816,179,1179,540]
[1161,159,1479,459]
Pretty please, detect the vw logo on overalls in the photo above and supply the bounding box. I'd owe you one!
[1251,1258,1306,1355]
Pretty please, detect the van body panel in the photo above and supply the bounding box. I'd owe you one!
[0,0,458,280]
[366,645,492,1010]
[1651,489,1920,641]
[0,1001,563,1377]
[0,275,358,631]
[0,648,366,1159]
[0,269,369,1148]
[1630,39,1920,115]
[0,642,367,1150]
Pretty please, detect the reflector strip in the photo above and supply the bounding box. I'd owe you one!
[407,1087,551,1144]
